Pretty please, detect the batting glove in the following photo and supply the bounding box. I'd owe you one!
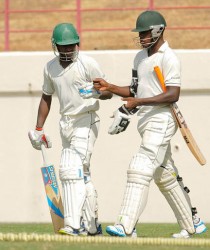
[79,82,101,99]
[108,105,139,135]
[108,108,130,135]
[28,127,52,150]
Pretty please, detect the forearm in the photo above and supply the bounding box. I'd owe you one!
[93,78,131,97]
[106,84,131,97]
[36,94,52,128]
[36,110,49,128]
[135,92,179,106]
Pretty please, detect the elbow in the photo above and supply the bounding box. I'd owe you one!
[166,86,180,103]
[168,93,179,103]
[174,95,179,103]
[172,96,179,103]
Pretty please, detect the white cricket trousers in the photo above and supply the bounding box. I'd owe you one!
[59,111,100,178]
[135,108,178,173]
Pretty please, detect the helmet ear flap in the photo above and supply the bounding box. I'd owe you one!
[151,24,165,38]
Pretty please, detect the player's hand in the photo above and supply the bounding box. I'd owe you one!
[78,82,101,99]
[28,128,52,150]
[122,97,140,110]
[93,78,110,91]
[108,107,130,135]
[119,104,139,115]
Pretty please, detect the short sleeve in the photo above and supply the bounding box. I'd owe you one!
[85,56,107,81]
[42,65,55,95]
[162,50,181,87]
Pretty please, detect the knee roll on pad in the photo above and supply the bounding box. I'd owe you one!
[59,148,84,179]
[128,169,152,186]
[117,169,153,235]
[154,167,195,234]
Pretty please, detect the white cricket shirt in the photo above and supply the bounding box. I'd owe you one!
[42,54,106,116]
[133,41,181,115]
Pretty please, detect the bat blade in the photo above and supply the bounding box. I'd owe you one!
[41,165,64,233]
[154,66,206,166]
[171,103,206,165]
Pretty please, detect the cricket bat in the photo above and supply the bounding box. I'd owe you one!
[154,66,206,166]
[40,144,64,233]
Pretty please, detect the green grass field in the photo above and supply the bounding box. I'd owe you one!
[0,223,209,250]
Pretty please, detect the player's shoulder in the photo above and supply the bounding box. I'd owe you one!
[162,43,180,69]
[133,49,147,68]
[77,53,99,70]
[164,48,180,66]
[78,53,97,64]
[45,57,58,69]
[163,42,179,60]
[135,49,147,59]
[165,47,177,57]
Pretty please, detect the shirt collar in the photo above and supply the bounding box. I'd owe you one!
[158,41,169,52]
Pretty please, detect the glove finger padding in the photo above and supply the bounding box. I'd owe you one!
[28,130,52,150]
[108,109,130,135]
[78,82,101,99]
[41,134,52,149]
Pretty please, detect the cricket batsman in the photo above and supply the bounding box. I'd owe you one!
[29,23,112,236]
[93,10,207,238]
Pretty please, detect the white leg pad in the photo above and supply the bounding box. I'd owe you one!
[154,167,195,234]
[116,169,152,235]
[82,181,99,234]
[59,148,86,230]
[61,179,86,229]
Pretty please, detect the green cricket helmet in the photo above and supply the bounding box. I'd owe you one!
[132,10,166,34]
[132,11,166,48]
[51,23,80,61]
[52,23,80,46]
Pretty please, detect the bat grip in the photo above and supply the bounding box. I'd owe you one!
[41,144,48,166]
[154,66,166,92]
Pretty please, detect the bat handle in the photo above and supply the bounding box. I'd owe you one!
[154,66,166,92]
[41,144,48,166]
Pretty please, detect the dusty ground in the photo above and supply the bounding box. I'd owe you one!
[0,0,210,51]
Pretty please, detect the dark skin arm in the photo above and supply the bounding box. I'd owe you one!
[93,78,180,108]
[36,94,52,128]
[93,78,131,97]
[122,86,180,109]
